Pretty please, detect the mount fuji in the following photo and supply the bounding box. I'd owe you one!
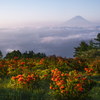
[62,16,93,27]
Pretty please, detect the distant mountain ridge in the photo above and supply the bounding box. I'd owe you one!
[62,16,93,27]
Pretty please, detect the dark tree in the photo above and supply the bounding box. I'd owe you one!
[21,51,28,59]
[33,52,46,58]
[4,50,22,59]
[94,33,100,48]
[0,50,3,59]
[22,51,35,58]
[4,50,47,59]
[88,39,97,50]
[28,51,35,58]
[73,40,89,57]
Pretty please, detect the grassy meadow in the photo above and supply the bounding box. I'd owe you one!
[0,55,100,100]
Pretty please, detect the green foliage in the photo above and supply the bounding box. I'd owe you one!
[0,50,3,59]
[33,52,46,58]
[73,33,100,58]
[21,51,34,58]
[78,49,100,60]
[4,50,46,60]
[4,50,22,60]
[88,40,97,50]
[94,33,100,48]
[73,40,89,57]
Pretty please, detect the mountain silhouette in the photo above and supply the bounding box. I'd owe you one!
[62,16,93,27]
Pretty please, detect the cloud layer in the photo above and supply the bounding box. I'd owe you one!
[0,25,100,58]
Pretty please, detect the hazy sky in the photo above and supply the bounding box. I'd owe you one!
[0,0,100,27]
[0,0,100,58]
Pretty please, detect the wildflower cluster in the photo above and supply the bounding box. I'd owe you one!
[0,60,8,76]
[11,72,40,89]
[0,56,98,99]
[39,58,44,65]
[85,66,93,76]
[43,74,48,80]
[50,68,96,99]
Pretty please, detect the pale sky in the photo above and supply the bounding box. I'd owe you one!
[0,0,100,27]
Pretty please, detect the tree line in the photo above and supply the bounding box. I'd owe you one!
[0,50,46,60]
[0,33,100,60]
[73,33,100,59]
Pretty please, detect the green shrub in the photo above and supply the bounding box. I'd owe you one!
[78,49,100,60]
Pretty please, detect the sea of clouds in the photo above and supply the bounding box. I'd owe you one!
[0,25,100,58]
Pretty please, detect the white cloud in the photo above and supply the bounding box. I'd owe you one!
[6,49,14,52]
[40,34,83,43]
[6,46,20,53]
